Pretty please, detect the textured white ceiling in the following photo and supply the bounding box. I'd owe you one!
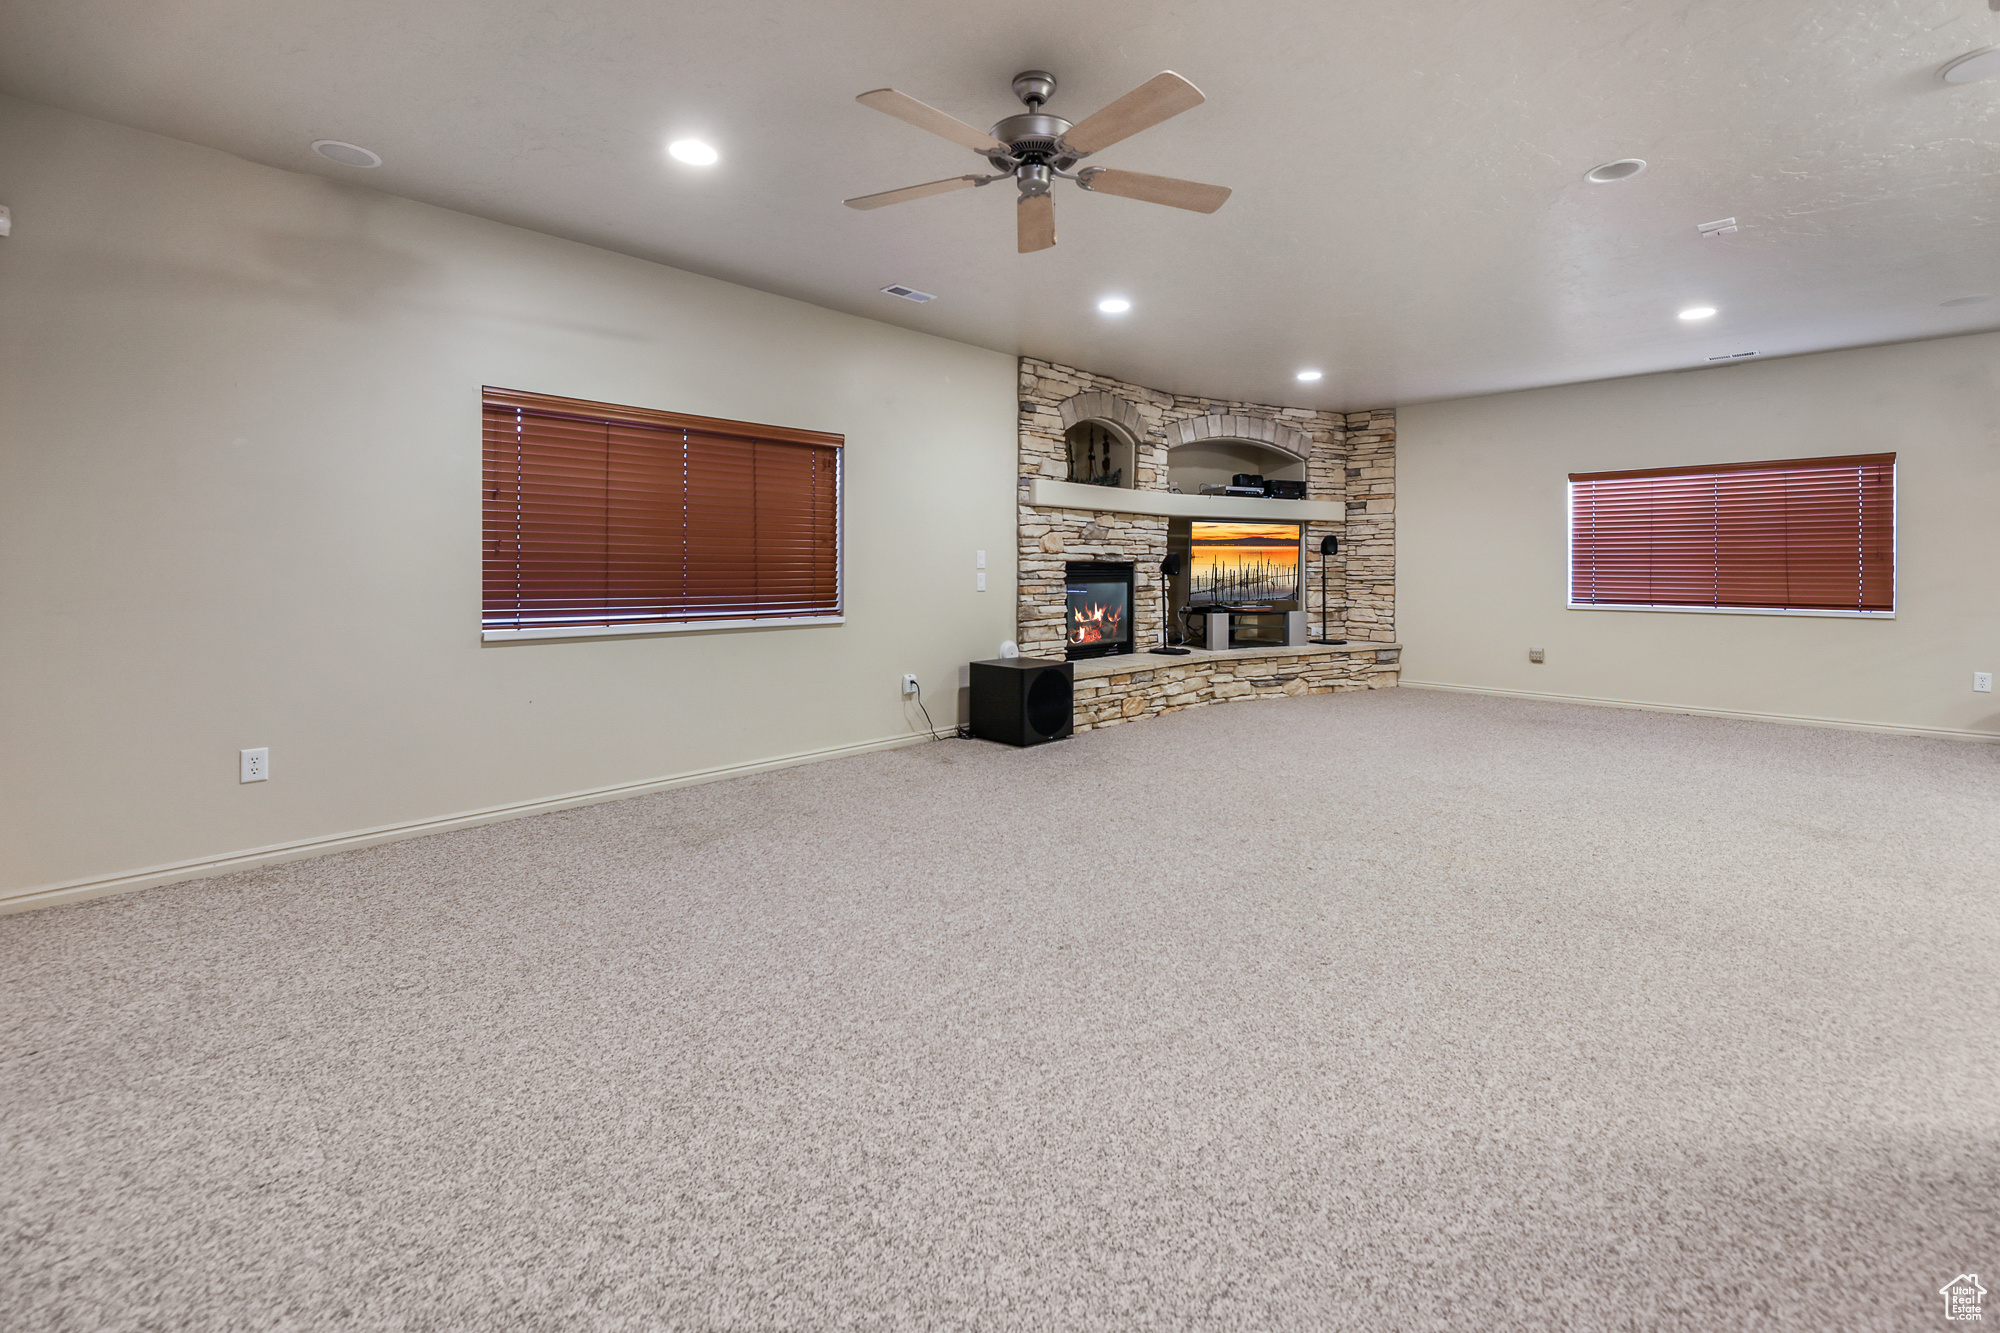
[5,0,2000,408]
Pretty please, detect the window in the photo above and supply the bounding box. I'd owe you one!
[482,387,842,640]
[1568,454,1894,616]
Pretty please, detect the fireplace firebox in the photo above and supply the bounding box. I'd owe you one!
[1065,560,1135,659]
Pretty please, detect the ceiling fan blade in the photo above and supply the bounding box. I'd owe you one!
[856,88,1007,155]
[1060,72,1206,155]
[1078,167,1231,214]
[844,175,986,210]
[1018,192,1056,253]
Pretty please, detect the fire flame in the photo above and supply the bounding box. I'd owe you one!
[1069,600,1124,644]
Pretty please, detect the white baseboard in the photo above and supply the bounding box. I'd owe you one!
[1401,680,2000,742]
[2,731,934,917]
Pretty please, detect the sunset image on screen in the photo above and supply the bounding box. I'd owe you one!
[1188,522,1300,605]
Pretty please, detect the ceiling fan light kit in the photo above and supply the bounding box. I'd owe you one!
[847,68,1232,253]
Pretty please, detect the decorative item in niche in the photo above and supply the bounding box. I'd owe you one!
[1066,420,1125,487]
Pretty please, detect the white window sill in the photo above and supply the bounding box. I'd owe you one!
[1567,603,1893,620]
[484,615,844,642]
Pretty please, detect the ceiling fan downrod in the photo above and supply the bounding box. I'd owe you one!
[1011,70,1057,110]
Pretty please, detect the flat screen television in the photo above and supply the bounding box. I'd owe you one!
[1188,521,1301,607]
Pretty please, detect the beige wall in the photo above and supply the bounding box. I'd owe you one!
[1398,332,2000,737]
[0,96,1019,904]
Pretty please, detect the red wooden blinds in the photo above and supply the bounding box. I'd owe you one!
[483,388,842,633]
[1568,454,1894,613]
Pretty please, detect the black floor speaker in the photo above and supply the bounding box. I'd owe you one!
[969,657,1074,746]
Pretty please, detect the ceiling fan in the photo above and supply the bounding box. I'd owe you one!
[844,69,1231,254]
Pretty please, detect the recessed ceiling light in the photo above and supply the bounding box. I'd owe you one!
[1097,297,1131,314]
[1940,47,2000,83]
[1296,369,1323,382]
[311,140,382,168]
[1585,158,1647,184]
[668,139,719,166]
[1678,306,1718,321]
[1941,294,1994,307]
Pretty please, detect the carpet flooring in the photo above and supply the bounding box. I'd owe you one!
[3,688,1996,1331]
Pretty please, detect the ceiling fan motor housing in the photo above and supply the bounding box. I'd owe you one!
[986,112,1081,188]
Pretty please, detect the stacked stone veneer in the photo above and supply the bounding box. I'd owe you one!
[1071,648,1402,733]
[1016,357,1397,657]
[1341,409,1397,643]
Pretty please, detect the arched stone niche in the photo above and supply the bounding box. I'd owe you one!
[1164,415,1312,493]
[1056,390,1145,489]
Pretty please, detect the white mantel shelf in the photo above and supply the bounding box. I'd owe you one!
[1027,478,1346,523]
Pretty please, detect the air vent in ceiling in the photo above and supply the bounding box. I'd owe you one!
[1707,351,1758,361]
[881,284,937,302]
[1698,217,1738,238]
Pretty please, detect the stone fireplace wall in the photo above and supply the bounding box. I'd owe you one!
[1016,357,1396,657]
[1342,409,1398,643]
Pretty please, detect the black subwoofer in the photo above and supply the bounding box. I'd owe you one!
[969,657,1073,747]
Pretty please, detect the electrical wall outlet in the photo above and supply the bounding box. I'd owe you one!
[1528,647,1545,663]
[976,549,986,570]
[240,747,268,782]
[901,674,919,697]
[1977,672,1993,693]
[976,571,987,591]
